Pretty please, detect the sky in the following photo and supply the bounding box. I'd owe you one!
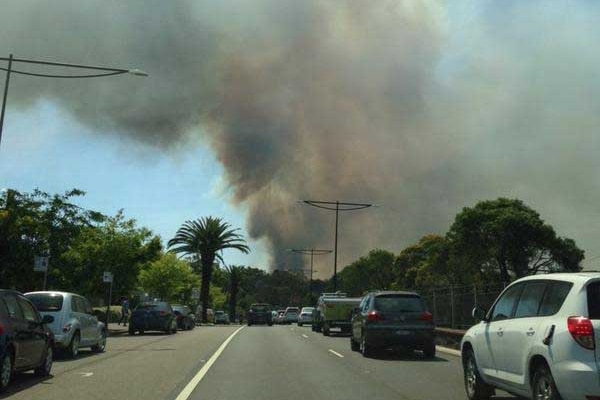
[2,0,600,277]
[0,101,271,269]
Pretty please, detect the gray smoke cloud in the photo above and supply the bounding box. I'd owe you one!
[2,1,600,275]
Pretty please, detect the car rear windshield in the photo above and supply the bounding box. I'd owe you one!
[251,305,268,311]
[215,311,224,315]
[587,281,600,319]
[375,295,424,313]
[26,293,64,311]
[136,304,160,310]
[286,308,299,313]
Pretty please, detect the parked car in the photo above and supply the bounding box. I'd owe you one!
[276,310,286,324]
[283,307,300,324]
[350,291,435,358]
[214,310,230,324]
[172,305,195,330]
[25,291,106,358]
[314,293,361,335]
[247,303,273,326]
[194,306,214,324]
[223,313,231,324]
[298,307,314,326]
[129,302,177,335]
[0,290,54,392]
[462,273,600,400]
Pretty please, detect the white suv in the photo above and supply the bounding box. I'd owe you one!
[461,273,600,400]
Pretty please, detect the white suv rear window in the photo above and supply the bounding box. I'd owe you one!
[587,281,600,319]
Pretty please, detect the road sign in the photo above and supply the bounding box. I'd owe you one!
[102,271,113,283]
[34,256,49,272]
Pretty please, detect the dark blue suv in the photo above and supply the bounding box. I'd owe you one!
[0,290,55,392]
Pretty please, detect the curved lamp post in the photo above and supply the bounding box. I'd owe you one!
[0,54,148,148]
[302,200,373,291]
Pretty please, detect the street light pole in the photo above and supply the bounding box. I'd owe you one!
[287,248,332,298]
[302,200,373,292]
[0,54,13,147]
[0,54,148,149]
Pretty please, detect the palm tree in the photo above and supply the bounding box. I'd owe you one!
[168,217,250,322]
[223,265,244,321]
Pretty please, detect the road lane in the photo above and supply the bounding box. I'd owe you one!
[190,325,516,400]
[2,325,239,400]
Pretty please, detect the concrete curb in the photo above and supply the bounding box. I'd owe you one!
[436,345,461,357]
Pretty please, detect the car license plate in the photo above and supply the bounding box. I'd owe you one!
[396,330,410,335]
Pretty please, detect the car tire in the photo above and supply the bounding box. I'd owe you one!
[91,330,107,353]
[360,333,373,357]
[423,341,436,359]
[268,323,273,326]
[532,364,563,400]
[139,329,145,335]
[0,352,13,392]
[128,326,135,335]
[34,345,53,377]
[463,348,494,400]
[350,334,360,351]
[323,323,330,336]
[67,332,80,359]
[298,323,302,327]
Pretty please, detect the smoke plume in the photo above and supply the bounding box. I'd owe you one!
[2,1,600,275]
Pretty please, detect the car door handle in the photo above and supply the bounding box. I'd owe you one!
[526,331,535,336]
[496,331,503,337]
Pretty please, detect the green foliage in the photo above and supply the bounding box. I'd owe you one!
[139,253,199,302]
[168,217,250,322]
[447,198,584,284]
[60,211,162,299]
[337,249,396,296]
[393,234,451,291]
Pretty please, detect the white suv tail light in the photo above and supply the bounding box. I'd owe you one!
[567,316,595,350]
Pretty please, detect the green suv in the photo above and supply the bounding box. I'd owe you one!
[350,291,436,358]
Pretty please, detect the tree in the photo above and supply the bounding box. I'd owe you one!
[223,265,244,320]
[337,249,396,296]
[139,253,199,301]
[447,198,584,284]
[60,211,162,299]
[0,189,102,290]
[393,234,452,291]
[168,217,250,322]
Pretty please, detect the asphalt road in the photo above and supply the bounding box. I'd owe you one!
[2,324,517,400]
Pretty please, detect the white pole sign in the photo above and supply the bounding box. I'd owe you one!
[102,272,113,283]
[34,256,49,272]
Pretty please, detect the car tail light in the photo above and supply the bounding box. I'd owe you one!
[367,311,384,322]
[63,323,72,333]
[419,311,433,322]
[567,316,595,350]
[0,323,4,335]
[159,311,168,316]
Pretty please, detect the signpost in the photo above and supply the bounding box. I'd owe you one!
[103,272,114,325]
[34,255,50,290]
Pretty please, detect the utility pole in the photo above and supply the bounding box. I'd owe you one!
[302,200,373,291]
[287,248,332,298]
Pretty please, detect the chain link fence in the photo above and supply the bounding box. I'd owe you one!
[421,284,506,329]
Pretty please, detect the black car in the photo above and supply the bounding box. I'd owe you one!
[247,303,273,326]
[0,290,55,392]
[172,305,195,330]
[129,302,178,335]
[350,291,435,358]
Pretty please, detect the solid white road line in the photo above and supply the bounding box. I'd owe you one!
[301,334,308,338]
[328,349,345,358]
[175,326,245,400]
